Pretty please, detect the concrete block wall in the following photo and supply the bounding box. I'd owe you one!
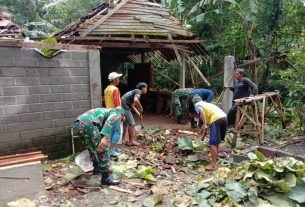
[0,47,94,159]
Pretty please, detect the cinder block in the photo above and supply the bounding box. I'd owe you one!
[64,108,87,118]
[7,122,32,132]
[56,134,70,144]
[61,77,86,84]
[0,67,26,77]
[0,47,22,58]
[14,58,39,67]
[39,94,62,102]
[0,115,18,124]
[0,77,15,86]
[3,105,29,114]
[0,125,7,133]
[15,77,40,85]
[9,140,33,151]
[16,95,40,104]
[0,143,9,153]
[53,117,74,127]
[72,100,91,109]
[53,52,72,60]
[39,59,60,68]
[17,112,42,123]
[80,92,90,100]
[52,102,72,110]
[59,60,82,68]
[0,132,20,143]
[28,103,52,112]
[24,68,49,77]
[28,86,51,94]
[2,87,28,96]
[71,51,88,60]
[40,77,61,85]
[20,129,43,140]
[51,85,72,93]
[0,96,16,106]
[61,93,83,101]
[48,68,70,76]
[22,48,43,59]
[31,120,53,130]
[42,110,65,120]
[42,127,64,137]
[44,143,69,153]
[68,68,89,76]
[80,61,89,68]
[32,136,56,147]
[71,84,90,92]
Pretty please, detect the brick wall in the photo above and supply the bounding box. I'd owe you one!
[0,47,97,159]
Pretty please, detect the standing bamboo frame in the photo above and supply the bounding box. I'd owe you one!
[232,92,284,148]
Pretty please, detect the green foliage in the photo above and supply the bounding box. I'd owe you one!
[177,136,207,152]
[185,156,305,205]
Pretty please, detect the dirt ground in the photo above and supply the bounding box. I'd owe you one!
[135,114,191,131]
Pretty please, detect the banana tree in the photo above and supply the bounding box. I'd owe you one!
[189,0,259,85]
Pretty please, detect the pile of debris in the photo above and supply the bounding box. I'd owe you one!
[0,12,21,39]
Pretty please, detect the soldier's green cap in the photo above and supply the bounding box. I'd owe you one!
[192,94,202,103]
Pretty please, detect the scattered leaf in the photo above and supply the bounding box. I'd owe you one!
[225,178,247,202]
[288,182,305,203]
[143,194,164,207]
[7,198,36,207]
[59,200,75,207]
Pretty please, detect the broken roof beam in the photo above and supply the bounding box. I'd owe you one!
[185,54,211,86]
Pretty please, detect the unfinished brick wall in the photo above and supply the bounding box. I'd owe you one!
[0,46,98,159]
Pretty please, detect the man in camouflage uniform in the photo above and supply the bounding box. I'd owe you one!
[172,88,193,124]
[74,108,124,185]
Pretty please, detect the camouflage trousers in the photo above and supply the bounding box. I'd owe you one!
[74,121,109,174]
[173,88,193,117]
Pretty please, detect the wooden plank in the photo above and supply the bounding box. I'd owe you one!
[88,30,169,35]
[261,97,266,143]
[80,0,129,36]
[123,4,169,12]
[185,54,211,86]
[0,151,47,168]
[0,151,42,160]
[0,40,100,50]
[236,57,262,68]
[232,106,241,148]
[22,42,100,50]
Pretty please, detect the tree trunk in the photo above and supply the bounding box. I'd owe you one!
[247,23,258,87]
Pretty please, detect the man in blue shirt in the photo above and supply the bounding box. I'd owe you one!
[226,68,257,126]
[187,88,214,128]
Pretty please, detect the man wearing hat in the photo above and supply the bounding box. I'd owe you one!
[104,72,123,157]
[73,108,124,185]
[192,94,227,171]
[226,68,257,126]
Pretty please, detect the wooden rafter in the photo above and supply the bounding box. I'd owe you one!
[80,0,129,36]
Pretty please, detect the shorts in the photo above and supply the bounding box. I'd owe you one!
[124,109,135,125]
[209,117,227,146]
[110,121,121,144]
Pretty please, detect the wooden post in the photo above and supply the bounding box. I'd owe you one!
[179,53,186,88]
[185,54,211,86]
[232,104,241,148]
[222,56,235,113]
[261,97,266,144]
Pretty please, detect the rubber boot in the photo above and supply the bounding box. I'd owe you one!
[101,173,120,185]
[177,115,184,125]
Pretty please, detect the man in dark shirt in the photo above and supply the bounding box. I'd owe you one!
[121,82,148,146]
[227,68,258,126]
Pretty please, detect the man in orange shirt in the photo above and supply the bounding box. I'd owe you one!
[104,72,123,157]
